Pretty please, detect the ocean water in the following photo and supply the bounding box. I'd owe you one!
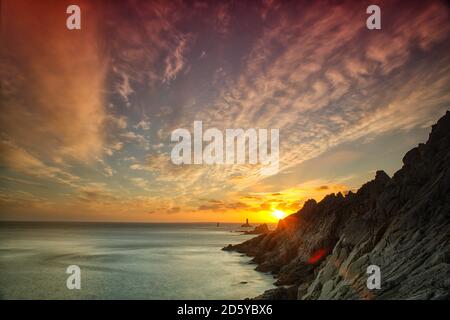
[0,222,276,299]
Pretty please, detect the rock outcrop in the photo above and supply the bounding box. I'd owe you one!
[244,224,270,235]
[225,111,450,300]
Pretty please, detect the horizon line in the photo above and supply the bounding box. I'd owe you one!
[0,219,279,224]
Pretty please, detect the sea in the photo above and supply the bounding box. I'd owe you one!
[0,222,276,299]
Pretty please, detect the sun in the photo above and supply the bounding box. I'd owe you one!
[272,209,286,220]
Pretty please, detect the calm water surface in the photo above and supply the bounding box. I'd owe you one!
[0,222,276,299]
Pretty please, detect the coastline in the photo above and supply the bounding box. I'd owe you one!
[224,111,450,300]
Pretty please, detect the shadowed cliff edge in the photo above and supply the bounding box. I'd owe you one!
[223,111,450,300]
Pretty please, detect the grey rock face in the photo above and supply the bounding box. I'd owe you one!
[226,111,450,300]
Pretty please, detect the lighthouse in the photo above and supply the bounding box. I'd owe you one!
[241,218,251,227]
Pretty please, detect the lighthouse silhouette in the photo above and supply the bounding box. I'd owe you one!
[241,218,251,227]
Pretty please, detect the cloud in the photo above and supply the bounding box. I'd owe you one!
[133,153,204,184]
[147,205,181,215]
[77,183,117,203]
[0,140,80,187]
[365,2,450,73]
[135,120,151,130]
[190,0,450,190]
[120,131,142,140]
[163,34,192,83]
[197,199,250,211]
[130,163,145,170]
[116,71,134,107]
[107,0,194,88]
[236,180,350,214]
[104,142,124,156]
[2,0,450,222]
[120,131,150,149]
[0,190,53,213]
[1,0,107,164]
[107,115,128,130]
[103,166,114,177]
[214,3,231,36]
[130,177,150,190]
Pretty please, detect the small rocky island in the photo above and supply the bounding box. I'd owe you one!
[243,224,270,235]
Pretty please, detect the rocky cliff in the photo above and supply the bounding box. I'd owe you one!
[224,111,450,300]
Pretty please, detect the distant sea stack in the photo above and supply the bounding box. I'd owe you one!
[241,218,252,227]
[224,111,450,300]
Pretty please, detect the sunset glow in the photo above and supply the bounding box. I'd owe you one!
[272,210,286,220]
[1,0,449,223]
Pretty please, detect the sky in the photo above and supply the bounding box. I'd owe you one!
[1,0,450,223]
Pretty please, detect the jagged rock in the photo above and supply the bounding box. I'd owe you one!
[254,285,298,300]
[222,244,234,251]
[244,224,270,235]
[224,111,450,300]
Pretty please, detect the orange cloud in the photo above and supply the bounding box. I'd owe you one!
[1,0,107,164]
